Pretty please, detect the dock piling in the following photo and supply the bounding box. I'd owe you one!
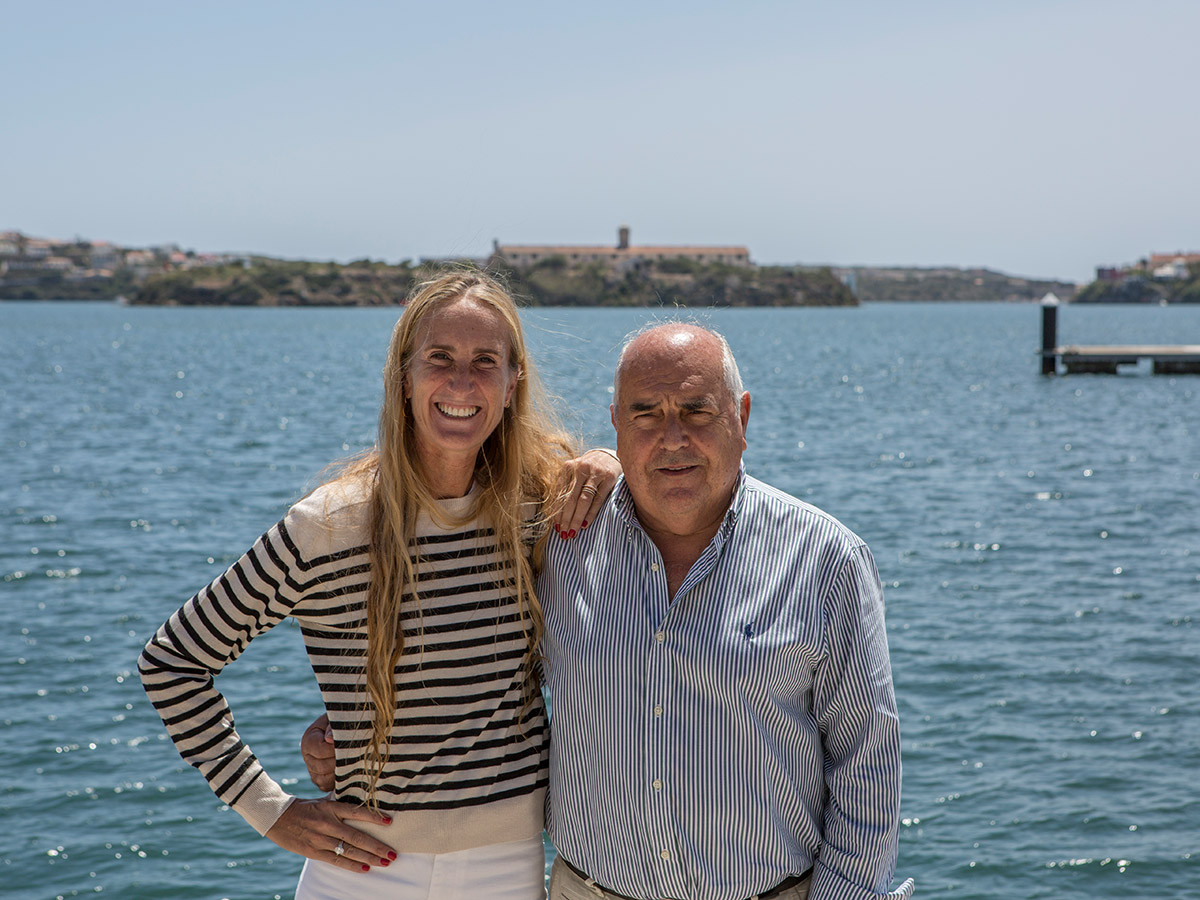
[1040,293,1059,375]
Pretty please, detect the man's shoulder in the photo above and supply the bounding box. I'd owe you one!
[739,474,866,553]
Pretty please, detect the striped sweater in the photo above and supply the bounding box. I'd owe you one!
[138,479,548,853]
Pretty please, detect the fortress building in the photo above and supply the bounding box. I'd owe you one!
[493,226,751,270]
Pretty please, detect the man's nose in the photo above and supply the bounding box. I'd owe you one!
[660,415,688,449]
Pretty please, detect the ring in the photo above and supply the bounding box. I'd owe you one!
[580,482,597,497]
[334,841,345,857]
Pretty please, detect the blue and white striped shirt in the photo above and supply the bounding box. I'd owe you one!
[540,472,913,900]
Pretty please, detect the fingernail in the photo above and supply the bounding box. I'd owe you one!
[382,816,393,824]
[388,851,397,860]
[581,520,588,529]
[568,529,576,538]
[380,858,390,866]
[361,864,371,872]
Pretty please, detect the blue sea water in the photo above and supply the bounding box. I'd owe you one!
[2,300,1198,900]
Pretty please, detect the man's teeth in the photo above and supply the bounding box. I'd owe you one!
[437,403,479,418]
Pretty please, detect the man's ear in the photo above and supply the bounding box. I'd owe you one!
[739,392,751,445]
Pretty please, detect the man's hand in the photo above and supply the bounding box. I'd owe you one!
[265,797,396,872]
[301,712,336,792]
[553,448,621,538]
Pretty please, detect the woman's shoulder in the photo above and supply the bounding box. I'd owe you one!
[284,476,373,559]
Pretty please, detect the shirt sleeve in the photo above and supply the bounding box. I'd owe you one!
[810,543,914,900]
[137,515,310,836]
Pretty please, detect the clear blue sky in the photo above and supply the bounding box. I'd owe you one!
[4,0,1198,282]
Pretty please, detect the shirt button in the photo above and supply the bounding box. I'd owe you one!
[652,778,662,790]
[660,849,671,861]
[653,705,663,717]
[655,631,665,643]
[650,562,659,572]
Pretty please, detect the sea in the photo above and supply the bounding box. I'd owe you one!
[2,300,1198,900]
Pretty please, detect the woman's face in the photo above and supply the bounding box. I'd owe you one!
[404,298,518,480]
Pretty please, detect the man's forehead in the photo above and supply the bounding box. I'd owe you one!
[620,367,724,406]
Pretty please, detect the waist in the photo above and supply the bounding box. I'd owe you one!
[344,786,545,855]
[557,855,812,900]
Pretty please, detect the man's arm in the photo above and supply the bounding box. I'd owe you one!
[301,711,337,792]
[810,544,914,900]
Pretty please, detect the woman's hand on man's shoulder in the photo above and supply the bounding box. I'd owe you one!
[552,449,621,539]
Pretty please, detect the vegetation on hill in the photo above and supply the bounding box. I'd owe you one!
[0,271,138,300]
[128,255,858,307]
[1072,265,1200,304]
[847,266,1076,303]
[131,258,419,306]
[497,256,856,307]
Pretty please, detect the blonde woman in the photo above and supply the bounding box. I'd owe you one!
[139,272,619,899]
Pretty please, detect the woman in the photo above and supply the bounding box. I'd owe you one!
[139,271,619,899]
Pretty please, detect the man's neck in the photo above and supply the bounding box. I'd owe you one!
[641,517,725,602]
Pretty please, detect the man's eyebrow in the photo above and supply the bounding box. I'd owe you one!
[680,398,715,412]
[628,401,658,412]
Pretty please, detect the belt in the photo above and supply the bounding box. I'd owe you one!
[558,856,812,900]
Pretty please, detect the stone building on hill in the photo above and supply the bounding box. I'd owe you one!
[493,226,751,271]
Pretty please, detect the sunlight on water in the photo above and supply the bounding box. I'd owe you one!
[2,301,1197,899]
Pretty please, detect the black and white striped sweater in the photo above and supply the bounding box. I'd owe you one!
[138,479,548,852]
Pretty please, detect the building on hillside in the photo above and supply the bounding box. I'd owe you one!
[1148,251,1199,280]
[23,239,52,259]
[493,226,751,271]
[90,241,121,270]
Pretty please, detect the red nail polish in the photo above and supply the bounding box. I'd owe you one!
[362,864,371,872]
[581,520,588,529]
[380,858,390,866]
[567,529,576,538]
[388,851,397,860]
[382,816,393,824]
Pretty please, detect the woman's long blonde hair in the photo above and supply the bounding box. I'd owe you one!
[334,270,573,808]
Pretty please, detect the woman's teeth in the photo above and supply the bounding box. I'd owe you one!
[436,403,479,418]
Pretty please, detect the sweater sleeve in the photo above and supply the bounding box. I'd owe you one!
[138,513,312,836]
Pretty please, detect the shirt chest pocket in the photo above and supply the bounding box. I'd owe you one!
[724,616,819,708]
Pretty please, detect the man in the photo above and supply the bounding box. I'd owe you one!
[304,323,912,900]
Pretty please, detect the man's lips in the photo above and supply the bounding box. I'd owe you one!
[655,462,701,475]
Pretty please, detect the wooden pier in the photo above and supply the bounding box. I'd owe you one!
[1039,295,1200,375]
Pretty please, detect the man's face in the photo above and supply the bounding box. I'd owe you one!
[611,328,750,540]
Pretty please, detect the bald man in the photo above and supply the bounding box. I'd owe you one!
[538,323,912,900]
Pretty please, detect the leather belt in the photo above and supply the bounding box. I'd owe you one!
[557,856,811,900]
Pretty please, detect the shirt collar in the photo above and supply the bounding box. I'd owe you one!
[610,463,747,543]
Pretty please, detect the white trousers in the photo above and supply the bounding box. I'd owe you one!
[295,835,546,900]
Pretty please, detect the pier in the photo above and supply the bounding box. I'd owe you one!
[1039,295,1200,375]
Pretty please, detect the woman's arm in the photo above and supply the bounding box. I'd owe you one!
[138,511,395,873]
[552,448,622,537]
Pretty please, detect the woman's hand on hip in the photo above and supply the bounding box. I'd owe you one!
[553,449,621,538]
[265,797,397,872]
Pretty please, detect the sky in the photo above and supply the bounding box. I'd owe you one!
[3,0,1198,283]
